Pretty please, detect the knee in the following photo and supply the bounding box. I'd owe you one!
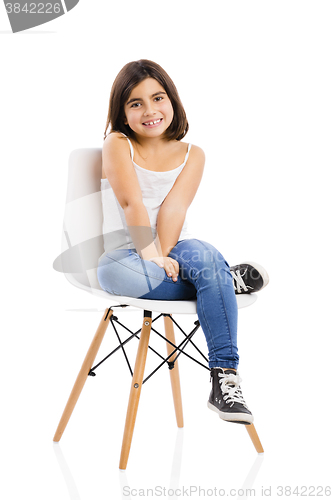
[192,240,227,269]
[179,240,231,283]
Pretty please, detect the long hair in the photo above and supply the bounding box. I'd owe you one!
[104,59,189,141]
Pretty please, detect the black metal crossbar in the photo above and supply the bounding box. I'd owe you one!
[88,307,210,382]
[89,312,165,375]
[166,315,209,364]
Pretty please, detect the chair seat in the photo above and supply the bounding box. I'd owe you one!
[66,274,257,314]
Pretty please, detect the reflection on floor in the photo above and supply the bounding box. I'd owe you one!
[53,428,264,499]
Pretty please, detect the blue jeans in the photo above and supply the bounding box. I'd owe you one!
[97,239,239,369]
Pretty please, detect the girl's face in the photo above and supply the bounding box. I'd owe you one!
[124,78,174,139]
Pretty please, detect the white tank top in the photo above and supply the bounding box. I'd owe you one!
[100,136,193,254]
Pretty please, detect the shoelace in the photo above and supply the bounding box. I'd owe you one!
[230,268,252,293]
[218,372,249,409]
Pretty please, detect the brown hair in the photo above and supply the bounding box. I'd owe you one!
[104,59,189,141]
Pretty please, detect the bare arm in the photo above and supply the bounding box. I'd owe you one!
[102,133,159,260]
[156,145,205,256]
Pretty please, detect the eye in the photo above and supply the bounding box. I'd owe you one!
[154,96,163,102]
[130,102,141,108]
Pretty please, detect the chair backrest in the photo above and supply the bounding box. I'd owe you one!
[56,148,105,295]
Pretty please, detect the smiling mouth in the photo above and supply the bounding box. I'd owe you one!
[142,118,163,126]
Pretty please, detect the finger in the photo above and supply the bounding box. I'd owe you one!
[169,260,179,277]
[168,258,179,272]
[166,263,178,281]
[165,265,175,277]
[150,258,164,268]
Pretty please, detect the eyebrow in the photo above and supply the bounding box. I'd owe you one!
[126,91,167,105]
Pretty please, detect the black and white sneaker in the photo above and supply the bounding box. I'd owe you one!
[230,262,269,295]
[207,368,253,425]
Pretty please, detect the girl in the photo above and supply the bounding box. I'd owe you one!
[97,59,268,425]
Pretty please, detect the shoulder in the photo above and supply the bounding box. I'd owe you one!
[185,143,205,168]
[102,132,134,179]
[103,132,129,154]
[189,144,205,160]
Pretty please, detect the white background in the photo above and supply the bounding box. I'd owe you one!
[1,1,332,499]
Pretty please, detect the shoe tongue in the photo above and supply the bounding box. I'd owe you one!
[224,369,237,375]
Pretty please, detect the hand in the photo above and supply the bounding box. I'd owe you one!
[149,256,179,282]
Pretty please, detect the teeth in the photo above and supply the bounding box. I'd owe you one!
[144,119,161,125]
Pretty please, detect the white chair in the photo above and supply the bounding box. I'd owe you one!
[53,148,264,470]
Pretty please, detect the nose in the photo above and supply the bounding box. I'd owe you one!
[143,101,156,116]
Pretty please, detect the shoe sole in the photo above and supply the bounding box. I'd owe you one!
[242,261,270,290]
[207,401,254,425]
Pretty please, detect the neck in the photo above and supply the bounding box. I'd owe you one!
[133,134,170,152]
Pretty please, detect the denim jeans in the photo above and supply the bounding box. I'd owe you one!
[97,239,239,369]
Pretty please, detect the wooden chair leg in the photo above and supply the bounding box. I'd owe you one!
[245,424,264,453]
[164,315,184,428]
[119,315,152,470]
[53,308,112,442]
